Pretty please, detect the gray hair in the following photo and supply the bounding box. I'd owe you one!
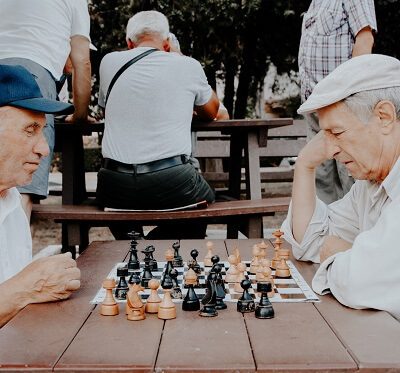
[343,86,400,123]
[126,11,169,44]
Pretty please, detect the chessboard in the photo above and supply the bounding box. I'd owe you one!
[91,260,319,304]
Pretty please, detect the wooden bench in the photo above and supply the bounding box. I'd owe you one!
[194,119,306,188]
[32,198,291,254]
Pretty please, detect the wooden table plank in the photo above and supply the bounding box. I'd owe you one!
[282,242,400,371]
[245,303,356,372]
[156,305,255,372]
[0,241,129,372]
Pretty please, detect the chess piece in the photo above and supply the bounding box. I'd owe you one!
[158,281,177,320]
[270,245,281,270]
[233,247,242,263]
[145,279,162,314]
[172,241,183,267]
[257,240,268,259]
[199,271,218,317]
[225,254,239,283]
[161,248,174,288]
[272,229,284,245]
[128,272,141,287]
[170,268,183,299]
[100,278,119,316]
[249,245,261,274]
[275,257,291,278]
[255,282,275,319]
[182,268,200,311]
[127,236,140,271]
[204,241,214,267]
[237,279,255,313]
[210,255,220,272]
[127,283,146,321]
[140,257,153,288]
[145,245,158,271]
[188,248,201,275]
[115,266,129,300]
[234,262,247,293]
[214,264,227,310]
[278,247,291,261]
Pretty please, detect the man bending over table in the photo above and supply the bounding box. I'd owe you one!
[0,65,81,327]
[281,54,400,319]
[96,11,219,239]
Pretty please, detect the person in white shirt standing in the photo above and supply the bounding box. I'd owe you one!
[0,64,81,328]
[282,54,400,319]
[0,0,92,219]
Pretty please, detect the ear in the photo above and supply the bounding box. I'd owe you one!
[162,39,171,52]
[127,39,135,50]
[373,100,397,135]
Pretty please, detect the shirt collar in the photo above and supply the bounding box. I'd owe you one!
[0,188,22,226]
[371,157,400,202]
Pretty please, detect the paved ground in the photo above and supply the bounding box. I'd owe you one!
[32,181,292,257]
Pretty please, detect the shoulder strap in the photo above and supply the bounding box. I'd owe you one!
[104,48,157,106]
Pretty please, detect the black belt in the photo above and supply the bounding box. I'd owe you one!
[103,155,187,175]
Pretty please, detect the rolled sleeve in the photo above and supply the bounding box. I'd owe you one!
[71,0,91,40]
[345,0,377,37]
[281,197,329,263]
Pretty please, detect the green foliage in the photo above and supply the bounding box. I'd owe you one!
[89,0,400,118]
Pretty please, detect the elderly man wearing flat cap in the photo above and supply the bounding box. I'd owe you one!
[0,64,81,327]
[282,54,400,319]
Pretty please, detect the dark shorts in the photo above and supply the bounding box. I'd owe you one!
[96,162,215,210]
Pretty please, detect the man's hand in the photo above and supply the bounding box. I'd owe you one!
[296,130,334,170]
[320,235,352,263]
[16,253,81,304]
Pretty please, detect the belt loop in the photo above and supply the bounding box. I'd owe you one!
[133,164,137,176]
[181,154,187,164]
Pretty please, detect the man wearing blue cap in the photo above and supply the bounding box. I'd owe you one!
[0,64,81,327]
[282,54,400,319]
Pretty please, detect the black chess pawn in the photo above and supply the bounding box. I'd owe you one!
[210,255,220,272]
[127,237,140,271]
[199,271,218,317]
[214,264,227,310]
[172,241,183,267]
[169,268,183,299]
[237,279,255,313]
[140,257,153,288]
[189,249,201,274]
[128,271,141,286]
[182,269,200,311]
[255,282,275,319]
[115,266,129,300]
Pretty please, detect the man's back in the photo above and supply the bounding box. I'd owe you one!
[99,47,212,164]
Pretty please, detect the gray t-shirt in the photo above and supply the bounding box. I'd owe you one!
[99,47,212,164]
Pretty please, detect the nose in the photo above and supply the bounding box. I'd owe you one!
[325,133,341,158]
[34,131,50,158]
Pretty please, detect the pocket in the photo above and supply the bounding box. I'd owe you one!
[314,3,346,36]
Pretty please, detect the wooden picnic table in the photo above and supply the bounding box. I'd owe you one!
[1,238,400,372]
[54,118,293,205]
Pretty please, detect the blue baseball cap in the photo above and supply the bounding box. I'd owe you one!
[0,64,74,114]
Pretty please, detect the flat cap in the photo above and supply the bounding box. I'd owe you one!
[298,54,400,114]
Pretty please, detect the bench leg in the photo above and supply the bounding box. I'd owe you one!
[246,217,263,238]
[61,223,89,258]
[227,223,239,239]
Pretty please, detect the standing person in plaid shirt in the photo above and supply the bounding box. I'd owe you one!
[298,0,377,204]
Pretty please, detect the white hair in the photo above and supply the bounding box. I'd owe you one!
[126,11,169,44]
[343,87,400,123]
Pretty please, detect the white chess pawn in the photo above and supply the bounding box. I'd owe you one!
[234,262,247,293]
[145,279,162,314]
[204,241,214,267]
[225,254,239,283]
[249,245,261,274]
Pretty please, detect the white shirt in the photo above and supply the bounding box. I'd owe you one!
[0,0,90,79]
[282,158,400,319]
[99,47,212,164]
[0,188,32,283]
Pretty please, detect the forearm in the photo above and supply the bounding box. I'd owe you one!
[71,61,91,121]
[292,160,317,243]
[352,27,374,57]
[0,278,29,328]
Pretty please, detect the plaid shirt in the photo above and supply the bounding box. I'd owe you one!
[299,0,377,101]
